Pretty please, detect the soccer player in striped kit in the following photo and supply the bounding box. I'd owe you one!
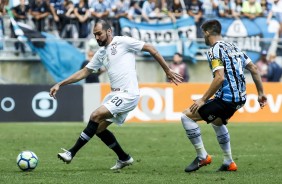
[181,20,267,172]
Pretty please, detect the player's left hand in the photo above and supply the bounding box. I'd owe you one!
[190,98,205,114]
[167,69,183,85]
[258,94,267,109]
[49,84,60,99]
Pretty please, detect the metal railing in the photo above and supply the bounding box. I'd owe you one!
[1,37,282,61]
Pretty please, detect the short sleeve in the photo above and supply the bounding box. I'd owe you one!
[241,1,248,13]
[255,2,262,13]
[210,44,224,72]
[122,36,145,52]
[242,53,252,67]
[86,50,103,72]
[230,1,236,11]
[49,0,55,6]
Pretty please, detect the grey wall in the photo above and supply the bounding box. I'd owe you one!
[0,58,259,84]
[0,60,54,84]
[100,59,213,83]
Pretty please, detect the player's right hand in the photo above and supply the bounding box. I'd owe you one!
[167,69,183,85]
[49,84,60,99]
[190,98,205,114]
[258,94,267,109]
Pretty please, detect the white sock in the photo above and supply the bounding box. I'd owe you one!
[212,124,233,165]
[181,114,207,160]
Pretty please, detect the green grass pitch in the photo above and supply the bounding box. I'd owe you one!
[0,122,281,184]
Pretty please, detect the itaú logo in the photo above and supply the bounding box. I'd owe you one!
[127,87,181,121]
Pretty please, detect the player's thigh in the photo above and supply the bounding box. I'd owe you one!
[90,105,113,122]
[182,108,203,121]
[103,92,139,124]
[198,99,236,125]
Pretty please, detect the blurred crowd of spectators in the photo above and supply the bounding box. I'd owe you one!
[0,0,282,41]
[256,50,282,82]
[1,0,281,82]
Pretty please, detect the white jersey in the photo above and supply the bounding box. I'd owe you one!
[86,36,145,95]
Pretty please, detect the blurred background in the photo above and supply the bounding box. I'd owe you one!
[1,0,282,84]
[0,0,281,122]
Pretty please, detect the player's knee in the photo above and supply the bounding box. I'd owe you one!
[181,114,187,123]
[182,109,194,119]
[90,112,103,123]
[181,114,194,130]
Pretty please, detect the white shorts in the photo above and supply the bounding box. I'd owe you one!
[102,92,140,125]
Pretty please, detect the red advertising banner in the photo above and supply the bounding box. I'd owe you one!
[100,83,282,123]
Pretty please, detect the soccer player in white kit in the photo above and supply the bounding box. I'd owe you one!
[49,19,183,170]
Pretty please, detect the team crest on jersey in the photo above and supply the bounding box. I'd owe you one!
[100,50,106,55]
[111,42,117,55]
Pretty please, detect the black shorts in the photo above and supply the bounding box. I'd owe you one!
[198,98,245,125]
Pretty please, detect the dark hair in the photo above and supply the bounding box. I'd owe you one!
[130,0,138,7]
[95,19,111,30]
[174,52,183,57]
[201,20,222,35]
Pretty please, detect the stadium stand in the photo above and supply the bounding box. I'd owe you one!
[0,0,282,83]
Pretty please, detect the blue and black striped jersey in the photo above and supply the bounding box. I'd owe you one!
[206,41,252,103]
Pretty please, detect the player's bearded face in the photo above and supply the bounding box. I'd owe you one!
[202,30,211,46]
[97,31,108,46]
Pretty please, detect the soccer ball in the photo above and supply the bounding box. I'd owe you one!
[16,151,38,171]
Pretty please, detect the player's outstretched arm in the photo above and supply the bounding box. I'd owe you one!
[141,43,183,85]
[49,67,92,99]
[245,62,267,108]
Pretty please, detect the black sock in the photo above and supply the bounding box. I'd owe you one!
[69,120,99,156]
[97,129,129,161]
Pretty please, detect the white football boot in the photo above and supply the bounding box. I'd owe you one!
[57,148,73,164]
[110,156,134,170]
